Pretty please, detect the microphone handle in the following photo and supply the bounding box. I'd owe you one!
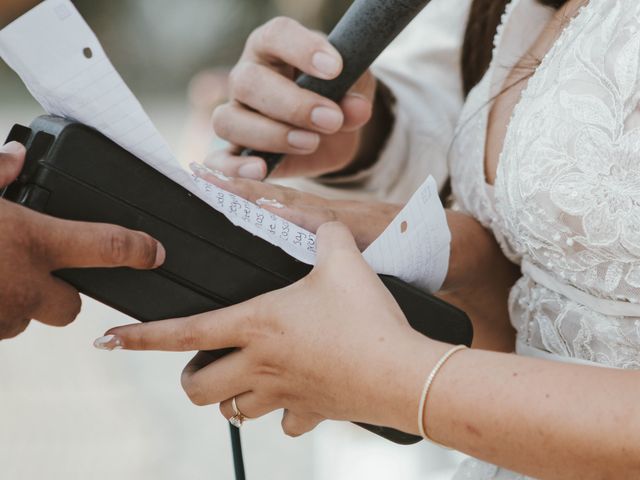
[240,0,432,175]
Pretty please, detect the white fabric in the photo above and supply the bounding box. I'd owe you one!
[448,0,640,478]
[284,0,473,204]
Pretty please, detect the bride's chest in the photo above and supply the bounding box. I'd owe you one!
[451,0,640,296]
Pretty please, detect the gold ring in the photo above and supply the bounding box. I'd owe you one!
[229,396,247,428]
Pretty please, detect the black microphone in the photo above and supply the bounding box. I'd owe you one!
[240,0,432,176]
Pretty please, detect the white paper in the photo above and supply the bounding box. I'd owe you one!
[0,0,451,292]
[363,176,450,292]
[0,0,317,264]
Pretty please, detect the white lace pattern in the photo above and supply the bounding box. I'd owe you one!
[449,0,640,478]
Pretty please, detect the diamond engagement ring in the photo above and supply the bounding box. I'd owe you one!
[229,396,248,428]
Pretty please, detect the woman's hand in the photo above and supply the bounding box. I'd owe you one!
[207,17,377,180]
[193,164,401,251]
[95,223,440,436]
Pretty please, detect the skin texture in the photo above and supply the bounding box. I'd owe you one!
[99,223,640,479]
[0,0,39,27]
[205,16,378,180]
[0,142,165,339]
[194,165,519,352]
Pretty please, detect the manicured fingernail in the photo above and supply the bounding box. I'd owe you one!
[1,141,25,155]
[257,197,284,209]
[154,243,166,267]
[93,334,123,351]
[311,107,343,132]
[238,162,265,180]
[287,130,320,151]
[190,162,231,182]
[312,51,340,78]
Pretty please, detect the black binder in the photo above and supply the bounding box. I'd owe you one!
[2,116,472,445]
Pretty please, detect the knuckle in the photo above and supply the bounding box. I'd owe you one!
[261,17,294,45]
[282,418,302,438]
[291,100,312,125]
[5,287,39,321]
[62,294,82,326]
[212,105,234,139]
[101,227,132,265]
[228,63,255,101]
[181,371,208,406]
[0,317,30,340]
[178,320,199,350]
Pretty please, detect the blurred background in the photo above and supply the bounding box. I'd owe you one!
[0,1,465,479]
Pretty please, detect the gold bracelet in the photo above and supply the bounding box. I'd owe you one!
[418,345,468,447]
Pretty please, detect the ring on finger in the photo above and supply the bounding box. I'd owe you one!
[229,396,249,428]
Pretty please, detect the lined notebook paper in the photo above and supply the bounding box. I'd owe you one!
[0,0,450,291]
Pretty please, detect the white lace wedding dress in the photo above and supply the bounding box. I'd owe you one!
[449,0,640,478]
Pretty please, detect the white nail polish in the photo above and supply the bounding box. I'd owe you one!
[257,198,285,209]
[190,163,231,182]
[93,334,123,351]
[210,169,230,182]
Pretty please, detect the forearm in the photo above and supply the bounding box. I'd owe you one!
[428,347,640,479]
[440,210,519,351]
[376,337,640,479]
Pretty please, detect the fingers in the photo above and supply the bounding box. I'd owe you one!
[37,217,166,270]
[246,17,342,80]
[0,318,31,340]
[229,63,344,134]
[31,276,81,327]
[341,72,377,132]
[315,222,360,264]
[0,142,26,187]
[219,391,279,420]
[213,102,321,155]
[180,351,254,406]
[194,167,299,206]
[202,150,267,180]
[281,410,324,437]
[192,167,334,231]
[94,302,254,352]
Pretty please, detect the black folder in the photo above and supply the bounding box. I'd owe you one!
[2,116,472,444]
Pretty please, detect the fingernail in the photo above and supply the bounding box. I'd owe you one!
[93,334,123,351]
[191,162,232,182]
[312,51,341,78]
[238,162,265,180]
[345,92,370,102]
[311,107,343,132]
[154,243,166,267]
[287,130,320,151]
[257,197,285,209]
[1,141,25,155]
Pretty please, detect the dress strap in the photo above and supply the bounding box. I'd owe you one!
[521,260,640,318]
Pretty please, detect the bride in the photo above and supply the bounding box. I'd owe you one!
[95,0,640,478]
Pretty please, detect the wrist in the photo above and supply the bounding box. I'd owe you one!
[367,332,451,435]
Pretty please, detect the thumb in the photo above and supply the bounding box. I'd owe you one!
[0,142,26,187]
[340,70,376,132]
[315,221,360,265]
[36,215,166,270]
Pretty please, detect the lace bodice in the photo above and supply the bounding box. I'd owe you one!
[450,0,640,372]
